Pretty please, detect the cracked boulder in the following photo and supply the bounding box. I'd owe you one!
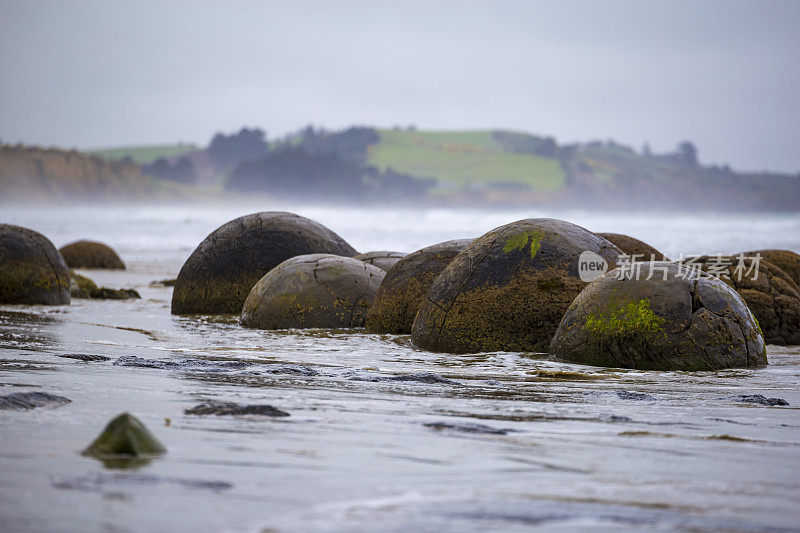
[241,254,384,329]
[597,233,668,261]
[549,262,766,370]
[365,239,474,334]
[744,249,800,288]
[172,212,357,315]
[411,219,621,353]
[0,224,70,305]
[59,240,125,269]
[694,255,800,345]
[354,251,407,271]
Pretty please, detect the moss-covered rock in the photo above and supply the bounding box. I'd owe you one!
[549,262,767,370]
[0,224,70,305]
[172,212,357,315]
[241,254,384,329]
[91,287,141,300]
[597,232,668,261]
[82,412,166,457]
[59,240,125,269]
[411,219,621,353]
[694,255,800,345]
[69,270,98,298]
[744,249,800,289]
[354,251,407,271]
[365,239,474,334]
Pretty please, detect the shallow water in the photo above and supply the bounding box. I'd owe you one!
[1,204,799,532]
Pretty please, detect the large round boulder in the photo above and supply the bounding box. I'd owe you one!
[59,240,125,269]
[354,251,407,271]
[365,239,474,334]
[597,232,668,261]
[549,262,766,370]
[745,249,800,288]
[0,224,70,305]
[172,212,357,315]
[241,254,384,329]
[411,219,620,353]
[693,255,800,345]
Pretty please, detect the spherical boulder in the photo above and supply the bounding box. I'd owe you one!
[69,270,98,298]
[411,219,621,353]
[0,224,70,305]
[241,254,384,329]
[59,240,125,269]
[597,232,668,261]
[172,212,358,315]
[549,262,766,370]
[354,251,407,271]
[693,255,800,345]
[745,249,800,288]
[365,239,474,334]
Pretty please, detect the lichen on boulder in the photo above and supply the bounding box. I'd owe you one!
[354,251,407,271]
[411,219,621,353]
[549,262,767,370]
[241,254,384,329]
[597,232,668,261]
[744,249,800,288]
[82,412,166,458]
[0,224,70,305]
[59,240,125,269]
[365,239,474,334]
[171,212,357,315]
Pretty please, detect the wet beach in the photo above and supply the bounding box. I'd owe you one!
[1,205,799,532]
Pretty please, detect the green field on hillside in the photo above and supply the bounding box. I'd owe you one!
[368,130,565,191]
[90,144,197,164]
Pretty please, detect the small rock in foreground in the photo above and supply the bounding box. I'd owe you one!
[0,391,71,410]
[82,412,166,457]
[737,394,789,406]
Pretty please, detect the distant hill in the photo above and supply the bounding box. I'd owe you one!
[0,143,183,201]
[29,125,800,210]
[89,144,197,164]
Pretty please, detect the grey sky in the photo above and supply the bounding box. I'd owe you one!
[1,0,799,173]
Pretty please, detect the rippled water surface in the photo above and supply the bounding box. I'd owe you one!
[1,204,799,532]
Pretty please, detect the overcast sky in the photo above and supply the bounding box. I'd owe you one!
[1,0,799,172]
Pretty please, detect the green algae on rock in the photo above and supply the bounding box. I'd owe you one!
[69,270,98,298]
[59,240,126,269]
[365,239,474,334]
[549,262,767,370]
[0,224,70,305]
[597,232,668,261]
[171,212,358,315]
[411,219,621,353]
[82,412,166,458]
[354,251,407,271]
[241,254,384,329]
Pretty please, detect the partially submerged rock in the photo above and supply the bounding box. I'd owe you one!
[0,391,71,410]
[68,271,140,300]
[172,212,357,315]
[365,239,474,334]
[412,219,620,353]
[549,262,767,370]
[59,240,125,269]
[185,401,290,416]
[354,251,407,271]
[597,232,668,261]
[90,287,141,300]
[241,254,384,329]
[82,413,166,457]
[69,271,98,298]
[693,255,800,345]
[0,224,70,305]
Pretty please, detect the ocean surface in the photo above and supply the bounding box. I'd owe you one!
[1,203,799,532]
